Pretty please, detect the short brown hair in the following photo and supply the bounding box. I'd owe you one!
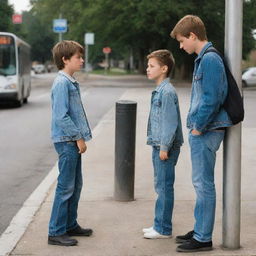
[170,15,207,41]
[147,49,175,77]
[52,40,84,70]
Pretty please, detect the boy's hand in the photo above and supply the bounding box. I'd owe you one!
[191,129,202,135]
[76,138,87,154]
[159,150,168,161]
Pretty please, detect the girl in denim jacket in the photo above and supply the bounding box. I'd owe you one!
[143,50,183,239]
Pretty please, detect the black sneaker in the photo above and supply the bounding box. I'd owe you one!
[176,230,194,243]
[67,224,93,237]
[48,234,78,246]
[176,238,213,252]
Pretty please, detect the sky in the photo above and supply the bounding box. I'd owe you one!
[8,0,31,13]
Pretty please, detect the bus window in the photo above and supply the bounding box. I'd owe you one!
[0,35,16,76]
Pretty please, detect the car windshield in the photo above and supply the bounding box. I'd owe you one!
[0,35,16,76]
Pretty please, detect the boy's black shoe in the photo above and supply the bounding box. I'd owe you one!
[176,238,213,252]
[67,224,93,237]
[175,230,194,243]
[48,234,78,246]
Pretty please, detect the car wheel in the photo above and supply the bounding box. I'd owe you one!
[15,98,23,107]
[242,80,247,88]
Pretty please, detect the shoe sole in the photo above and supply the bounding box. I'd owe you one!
[67,232,93,237]
[144,235,172,239]
[176,246,213,252]
[48,240,77,246]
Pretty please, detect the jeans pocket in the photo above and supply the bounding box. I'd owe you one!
[205,131,225,152]
[66,141,76,145]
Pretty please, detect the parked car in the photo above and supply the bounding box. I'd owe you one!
[242,67,256,87]
[32,64,45,74]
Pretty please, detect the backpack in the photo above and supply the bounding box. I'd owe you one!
[204,47,244,125]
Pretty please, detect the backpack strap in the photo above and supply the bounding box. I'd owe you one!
[204,47,229,70]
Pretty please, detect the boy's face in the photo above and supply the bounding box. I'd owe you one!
[176,33,196,54]
[146,57,167,83]
[63,52,84,74]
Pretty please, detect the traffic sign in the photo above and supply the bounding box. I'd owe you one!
[12,14,22,24]
[103,47,111,54]
[53,19,67,33]
[84,33,94,45]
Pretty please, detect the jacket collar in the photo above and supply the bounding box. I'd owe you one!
[154,78,170,93]
[59,71,77,83]
[195,42,213,62]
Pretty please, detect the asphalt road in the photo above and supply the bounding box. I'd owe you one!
[0,72,128,235]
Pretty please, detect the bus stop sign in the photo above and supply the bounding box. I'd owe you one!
[53,19,67,33]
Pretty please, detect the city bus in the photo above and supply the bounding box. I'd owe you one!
[0,32,31,106]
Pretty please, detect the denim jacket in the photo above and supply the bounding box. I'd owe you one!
[147,78,184,151]
[187,42,233,132]
[51,71,92,143]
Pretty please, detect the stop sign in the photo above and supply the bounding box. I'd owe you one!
[103,47,111,54]
[12,14,22,24]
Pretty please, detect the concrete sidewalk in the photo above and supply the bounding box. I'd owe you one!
[8,83,256,255]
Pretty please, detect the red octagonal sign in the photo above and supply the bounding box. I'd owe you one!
[103,47,111,54]
[12,14,22,24]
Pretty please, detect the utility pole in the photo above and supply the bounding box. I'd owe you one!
[223,0,243,249]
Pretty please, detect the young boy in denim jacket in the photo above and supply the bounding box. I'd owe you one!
[48,41,93,246]
[170,15,232,252]
[143,50,183,239]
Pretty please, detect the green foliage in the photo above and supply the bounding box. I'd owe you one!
[4,0,256,76]
[0,0,14,31]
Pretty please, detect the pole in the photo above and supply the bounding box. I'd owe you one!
[114,100,137,201]
[223,0,242,249]
[58,13,62,42]
[85,44,88,73]
[104,53,107,74]
[59,32,62,42]
[130,48,134,71]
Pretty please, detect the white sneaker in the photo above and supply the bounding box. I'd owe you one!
[143,229,172,239]
[142,226,154,233]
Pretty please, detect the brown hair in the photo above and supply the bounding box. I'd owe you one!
[52,40,84,70]
[170,15,207,41]
[147,49,175,77]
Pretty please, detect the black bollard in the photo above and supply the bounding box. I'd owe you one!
[114,100,137,201]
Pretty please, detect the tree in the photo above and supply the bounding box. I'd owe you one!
[0,0,14,31]
[13,0,256,75]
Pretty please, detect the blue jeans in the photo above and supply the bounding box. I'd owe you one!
[49,141,82,236]
[189,130,225,242]
[152,146,180,235]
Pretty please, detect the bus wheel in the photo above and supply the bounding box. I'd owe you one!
[23,98,28,104]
